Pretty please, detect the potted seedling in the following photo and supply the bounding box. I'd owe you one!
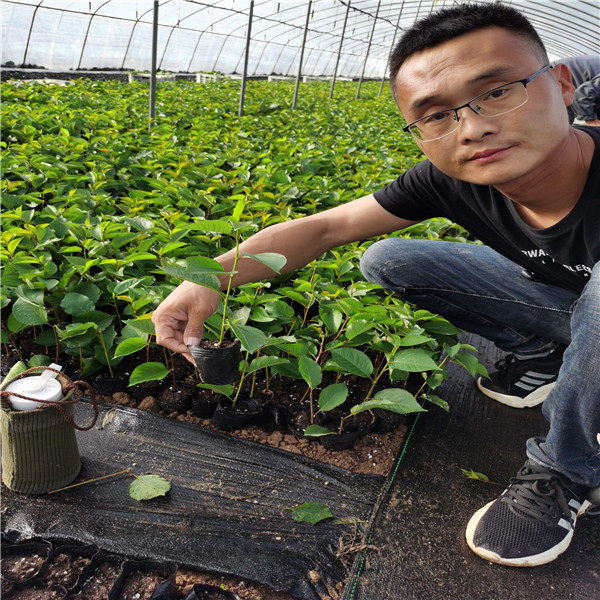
[158,206,287,386]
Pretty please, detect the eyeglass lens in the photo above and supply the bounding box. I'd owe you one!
[410,82,528,141]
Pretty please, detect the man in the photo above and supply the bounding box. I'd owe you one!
[153,4,599,567]
[551,54,600,125]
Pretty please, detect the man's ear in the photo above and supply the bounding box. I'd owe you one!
[551,63,576,108]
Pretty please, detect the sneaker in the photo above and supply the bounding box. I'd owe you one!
[476,344,566,408]
[465,460,591,566]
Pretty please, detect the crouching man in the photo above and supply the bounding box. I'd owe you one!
[153,3,599,566]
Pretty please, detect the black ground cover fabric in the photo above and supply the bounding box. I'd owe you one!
[342,334,600,600]
[1,403,383,600]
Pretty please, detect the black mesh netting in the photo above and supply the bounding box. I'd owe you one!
[2,402,383,600]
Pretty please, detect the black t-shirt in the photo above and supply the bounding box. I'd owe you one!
[373,126,600,293]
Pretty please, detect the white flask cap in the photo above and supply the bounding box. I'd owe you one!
[4,364,63,411]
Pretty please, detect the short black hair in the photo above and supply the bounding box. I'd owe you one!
[389,2,549,101]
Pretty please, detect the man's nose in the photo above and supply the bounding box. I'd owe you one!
[455,106,498,142]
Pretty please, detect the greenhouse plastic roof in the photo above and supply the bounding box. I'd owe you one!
[1,1,599,76]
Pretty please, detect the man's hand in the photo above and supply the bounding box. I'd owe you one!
[151,281,220,365]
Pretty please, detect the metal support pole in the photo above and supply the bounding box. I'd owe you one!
[355,0,380,100]
[239,1,254,118]
[149,0,159,132]
[329,1,351,101]
[292,0,312,111]
[378,5,403,97]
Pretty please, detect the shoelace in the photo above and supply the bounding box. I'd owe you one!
[493,354,521,385]
[503,465,575,524]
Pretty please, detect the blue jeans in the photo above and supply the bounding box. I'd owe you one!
[360,238,600,487]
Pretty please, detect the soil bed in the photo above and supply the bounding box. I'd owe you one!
[98,362,413,476]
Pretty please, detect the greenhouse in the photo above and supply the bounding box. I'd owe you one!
[1,1,599,599]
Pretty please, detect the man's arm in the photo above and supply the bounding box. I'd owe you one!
[152,194,419,361]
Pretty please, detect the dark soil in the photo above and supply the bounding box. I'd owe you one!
[117,569,164,600]
[71,560,122,600]
[198,338,238,349]
[6,588,65,600]
[43,552,91,588]
[1,553,46,583]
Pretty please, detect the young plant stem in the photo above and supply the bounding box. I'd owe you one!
[169,351,176,392]
[97,330,114,379]
[309,387,314,424]
[146,336,151,362]
[265,367,270,391]
[48,469,132,494]
[299,266,317,330]
[414,354,451,399]
[232,351,250,407]
[112,296,122,331]
[218,234,240,346]
[162,345,169,370]
[362,358,389,404]
[78,347,83,373]
[3,326,24,362]
[52,325,60,362]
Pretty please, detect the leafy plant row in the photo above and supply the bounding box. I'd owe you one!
[1,79,484,429]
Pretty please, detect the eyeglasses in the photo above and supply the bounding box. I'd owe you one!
[403,64,552,142]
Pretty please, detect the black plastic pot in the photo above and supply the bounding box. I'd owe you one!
[129,379,166,402]
[1,540,52,586]
[287,409,326,438]
[156,381,197,413]
[188,339,240,385]
[92,375,129,396]
[70,552,125,598]
[108,559,177,600]
[318,412,376,451]
[372,408,405,433]
[211,393,272,431]
[190,394,219,419]
[184,583,240,600]
[37,543,99,591]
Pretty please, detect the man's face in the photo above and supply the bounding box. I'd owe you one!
[394,27,574,186]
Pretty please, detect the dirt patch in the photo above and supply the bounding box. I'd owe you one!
[175,567,303,600]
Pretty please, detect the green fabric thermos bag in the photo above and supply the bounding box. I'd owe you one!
[1,362,81,494]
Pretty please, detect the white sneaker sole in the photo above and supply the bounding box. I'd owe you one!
[476,378,555,408]
[465,499,591,567]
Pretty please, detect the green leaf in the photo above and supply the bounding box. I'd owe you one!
[390,348,438,372]
[345,319,376,340]
[228,321,267,353]
[125,316,156,335]
[422,319,463,335]
[189,219,232,234]
[129,362,170,386]
[7,313,28,333]
[245,356,289,374]
[304,424,336,436]
[232,197,246,221]
[60,293,95,316]
[350,388,426,415]
[298,356,322,389]
[424,393,449,412]
[319,306,343,333]
[129,474,171,501]
[114,337,147,358]
[327,348,373,378]
[398,333,436,347]
[289,502,333,524]
[318,383,348,412]
[197,383,234,398]
[242,252,287,274]
[453,352,488,377]
[13,297,48,326]
[28,354,51,367]
[461,469,490,482]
